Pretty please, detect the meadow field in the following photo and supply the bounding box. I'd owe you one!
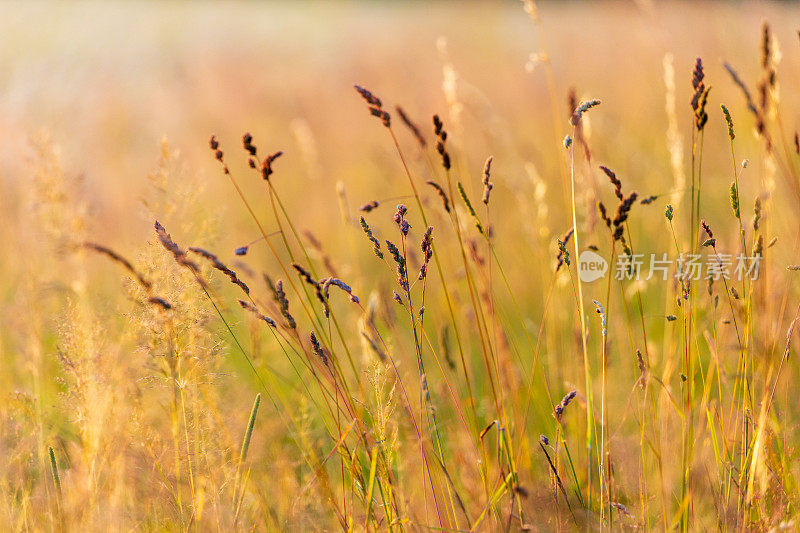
[2,0,800,530]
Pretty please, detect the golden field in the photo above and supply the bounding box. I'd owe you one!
[2,1,800,530]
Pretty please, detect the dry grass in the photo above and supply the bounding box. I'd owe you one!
[2,1,800,531]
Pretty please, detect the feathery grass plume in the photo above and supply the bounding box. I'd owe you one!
[691,58,711,130]
[360,200,379,213]
[456,182,485,234]
[539,434,549,446]
[599,165,623,200]
[240,393,261,463]
[563,135,572,149]
[354,84,390,127]
[665,203,674,221]
[395,105,426,147]
[359,216,384,259]
[729,182,740,218]
[753,197,762,231]
[425,180,451,212]
[83,242,153,291]
[154,220,207,288]
[481,156,494,205]
[48,446,61,494]
[721,104,735,140]
[432,114,451,170]
[418,226,433,280]
[189,247,250,295]
[321,277,359,303]
[666,315,678,322]
[292,263,329,316]
[238,299,277,328]
[266,276,296,329]
[309,331,329,367]
[385,240,408,291]
[555,228,574,270]
[570,99,601,125]
[392,291,403,305]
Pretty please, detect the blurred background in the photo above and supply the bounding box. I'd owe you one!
[2,0,798,244]
[2,1,800,529]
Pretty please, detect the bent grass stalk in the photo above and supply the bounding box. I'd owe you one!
[568,119,598,518]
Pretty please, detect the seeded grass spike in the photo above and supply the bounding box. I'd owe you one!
[359,216,383,259]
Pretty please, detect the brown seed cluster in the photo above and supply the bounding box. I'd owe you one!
[482,156,494,205]
[154,220,207,288]
[292,263,329,317]
[83,241,152,291]
[599,165,623,201]
[612,192,638,241]
[83,241,173,310]
[636,349,648,389]
[189,247,250,295]
[261,151,283,181]
[419,226,433,280]
[243,132,257,157]
[238,299,277,328]
[309,331,329,367]
[209,135,229,174]
[359,200,379,213]
[393,204,410,236]
[385,239,408,291]
[596,165,638,241]
[320,277,359,304]
[554,390,577,419]
[354,85,390,127]
[395,106,426,147]
[433,115,451,170]
[426,180,451,212]
[691,58,711,131]
[265,275,295,329]
[640,195,658,205]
